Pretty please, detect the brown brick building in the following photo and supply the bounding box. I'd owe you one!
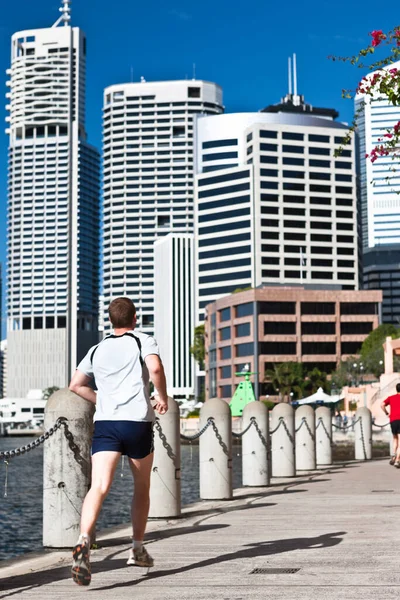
[204,287,382,401]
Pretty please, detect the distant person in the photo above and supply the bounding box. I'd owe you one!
[68,297,169,586]
[335,412,342,429]
[381,382,400,468]
[351,413,356,432]
[343,414,348,430]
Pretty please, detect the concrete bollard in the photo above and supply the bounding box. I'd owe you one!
[271,403,295,477]
[43,389,94,548]
[315,406,332,466]
[295,405,316,471]
[200,398,232,500]
[355,407,372,460]
[242,401,270,487]
[149,397,181,518]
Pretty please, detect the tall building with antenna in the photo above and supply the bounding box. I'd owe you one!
[194,55,360,323]
[5,0,100,397]
[102,80,223,333]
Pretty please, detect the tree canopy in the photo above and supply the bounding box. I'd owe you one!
[190,324,205,370]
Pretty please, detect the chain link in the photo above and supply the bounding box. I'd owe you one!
[372,421,390,429]
[154,418,176,463]
[269,417,284,435]
[232,420,254,438]
[180,419,213,441]
[280,418,295,444]
[209,418,230,457]
[0,417,67,460]
[295,418,305,433]
[316,417,333,445]
[250,417,269,450]
[302,418,315,441]
[358,418,367,461]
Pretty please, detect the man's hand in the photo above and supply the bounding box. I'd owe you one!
[154,397,168,415]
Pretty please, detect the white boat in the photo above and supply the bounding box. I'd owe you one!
[0,390,46,436]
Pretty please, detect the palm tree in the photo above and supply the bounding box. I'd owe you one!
[303,368,328,395]
[264,362,303,403]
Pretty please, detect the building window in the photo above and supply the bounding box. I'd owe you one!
[301,302,335,315]
[236,342,253,357]
[260,342,297,354]
[236,322,251,337]
[260,130,278,139]
[302,322,335,335]
[220,365,232,379]
[220,385,232,398]
[173,126,185,138]
[220,307,231,322]
[259,302,296,314]
[282,145,304,154]
[220,346,232,360]
[264,321,296,335]
[157,215,170,227]
[302,342,336,354]
[57,316,67,328]
[220,326,231,341]
[341,322,373,335]
[34,317,43,329]
[202,139,238,149]
[341,342,362,355]
[260,143,278,152]
[236,303,253,318]
[283,132,304,141]
[188,87,201,98]
[309,134,330,143]
[22,317,31,330]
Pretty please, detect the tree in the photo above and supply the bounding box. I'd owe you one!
[264,362,303,403]
[332,28,400,172]
[359,324,400,376]
[303,368,328,395]
[190,324,205,370]
[42,386,60,401]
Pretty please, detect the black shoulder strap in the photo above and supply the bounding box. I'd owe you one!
[90,332,144,367]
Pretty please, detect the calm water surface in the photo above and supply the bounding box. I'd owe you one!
[0,437,243,561]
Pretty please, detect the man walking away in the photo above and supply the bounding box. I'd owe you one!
[382,383,400,468]
[68,297,168,586]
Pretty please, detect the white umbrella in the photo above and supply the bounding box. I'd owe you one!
[296,387,342,405]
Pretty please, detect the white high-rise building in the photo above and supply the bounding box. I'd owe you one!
[356,60,400,249]
[102,80,223,333]
[6,1,100,397]
[154,234,195,399]
[195,90,359,323]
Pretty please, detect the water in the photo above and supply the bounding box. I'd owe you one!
[0,438,242,561]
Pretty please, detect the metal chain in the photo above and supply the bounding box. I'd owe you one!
[295,418,306,433]
[269,418,284,435]
[209,418,230,457]
[0,417,67,460]
[154,418,176,463]
[250,417,269,450]
[303,418,315,441]
[358,418,367,461]
[280,418,295,444]
[232,420,254,438]
[372,422,390,429]
[180,419,213,441]
[317,417,333,445]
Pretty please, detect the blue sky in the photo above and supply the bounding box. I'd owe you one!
[0,0,397,330]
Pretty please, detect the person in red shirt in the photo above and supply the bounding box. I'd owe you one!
[381,383,400,467]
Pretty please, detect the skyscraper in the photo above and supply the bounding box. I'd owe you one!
[5,1,100,397]
[195,93,360,323]
[102,80,223,333]
[154,234,195,399]
[356,60,400,249]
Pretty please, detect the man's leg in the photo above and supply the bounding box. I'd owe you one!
[126,452,154,567]
[72,451,120,586]
[395,433,400,463]
[80,451,121,534]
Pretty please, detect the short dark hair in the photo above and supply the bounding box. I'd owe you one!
[108,297,136,328]
[396,383,400,394]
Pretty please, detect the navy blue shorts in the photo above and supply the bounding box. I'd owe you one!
[92,421,154,459]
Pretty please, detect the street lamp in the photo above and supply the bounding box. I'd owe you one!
[289,391,294,404]
[360,365,364,385]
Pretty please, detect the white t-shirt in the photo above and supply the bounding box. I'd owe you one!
[77,330,159,422]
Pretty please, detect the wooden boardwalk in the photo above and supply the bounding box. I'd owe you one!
[1,460,400,599]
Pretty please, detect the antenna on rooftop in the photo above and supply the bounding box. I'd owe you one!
[293,52,298,96]
[288,56,293,95]
[192,63,196,80]
[53,0,71,27]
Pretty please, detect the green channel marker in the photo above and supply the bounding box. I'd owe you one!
[230,366,257,416]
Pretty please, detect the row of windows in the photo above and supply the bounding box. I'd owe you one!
[216,302,378,319]
[260,143,352,157]
[260,182,353,194]
[258,131,348,145]
[213,340,361,361]
[259,156,352,169]
[259,168,352,182]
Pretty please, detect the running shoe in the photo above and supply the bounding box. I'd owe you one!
[389,456,396,465]
[127,545,154,567]
[71,535,91,586]
[395,461,400,469]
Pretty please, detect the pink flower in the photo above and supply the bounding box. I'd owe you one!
[385,133,393,138]
[370,30,386,47]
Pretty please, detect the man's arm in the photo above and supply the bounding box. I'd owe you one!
[381,399,390,417]
[145,354,168,414]
[69,370,97,404]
